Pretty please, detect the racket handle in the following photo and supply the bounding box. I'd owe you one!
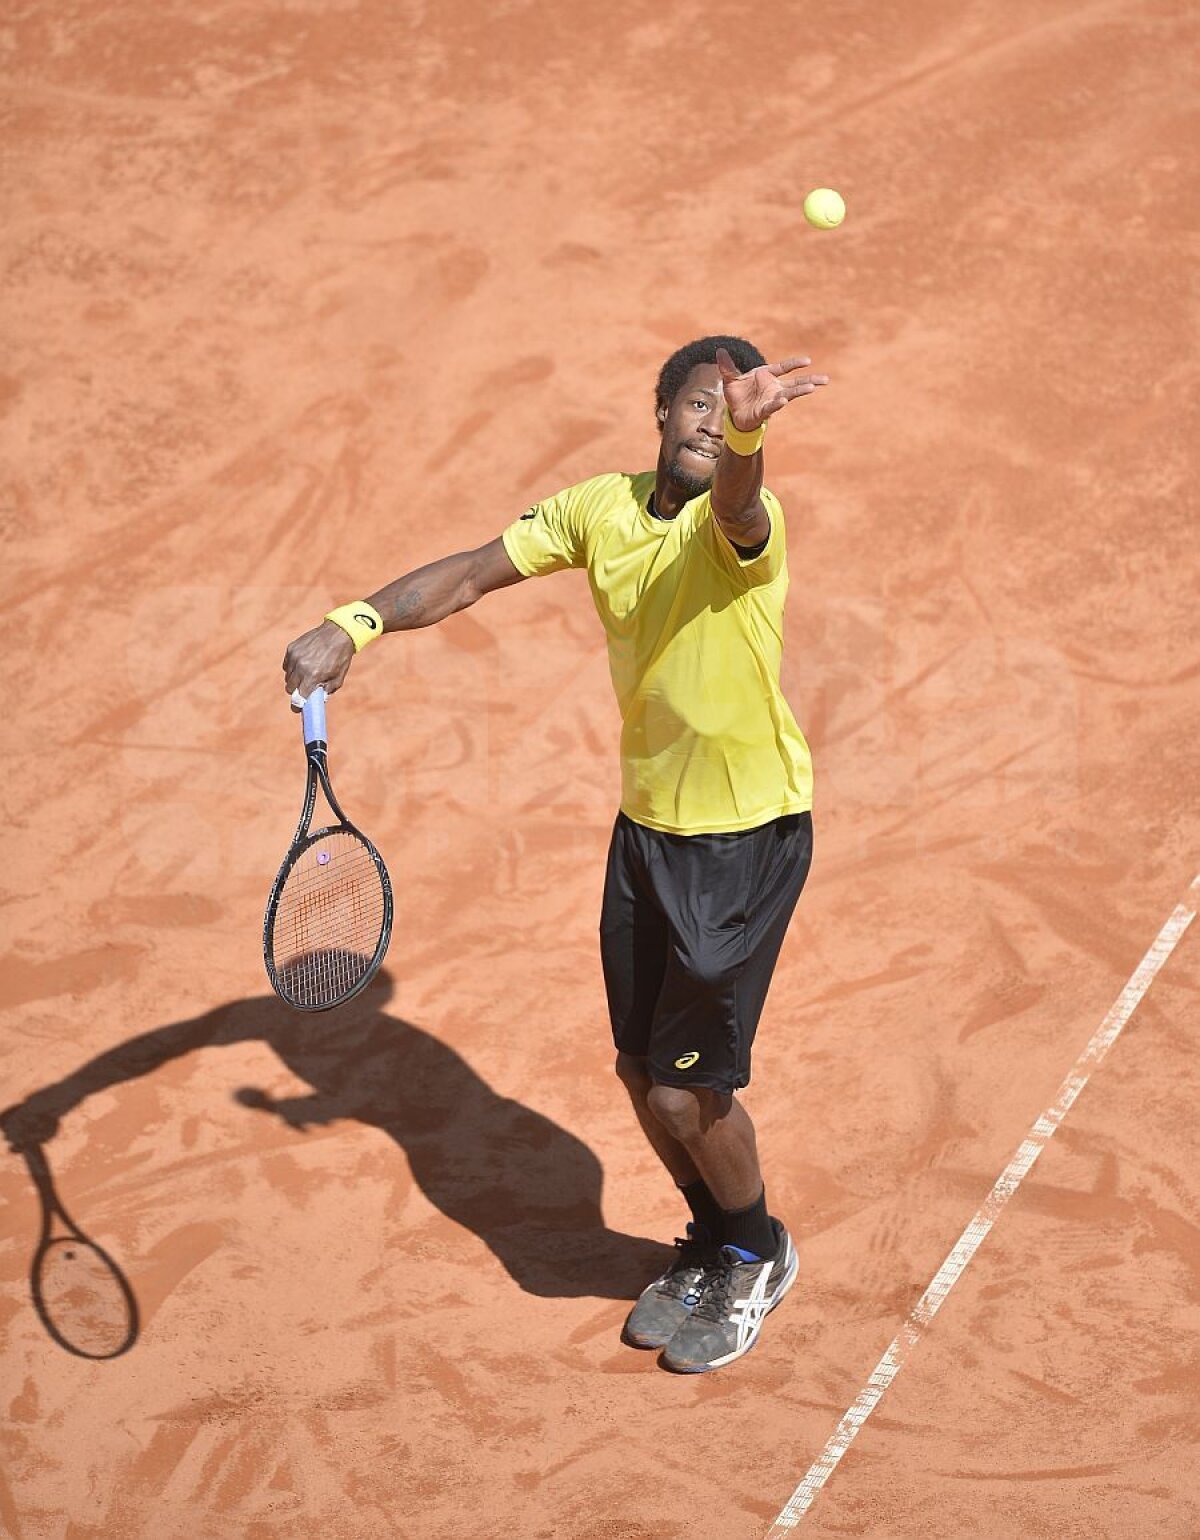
[291,687,328,746]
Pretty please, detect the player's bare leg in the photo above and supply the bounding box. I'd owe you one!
[614,1051,700,1186]
[642,1083,764,1211]
[615,1053,765,1219]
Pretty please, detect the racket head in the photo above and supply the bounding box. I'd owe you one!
[32,1233,140,1359]
[264,822,393,1011]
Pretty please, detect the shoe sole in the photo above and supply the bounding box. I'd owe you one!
[623,1324,681,1349]
[660,1238,799,1373]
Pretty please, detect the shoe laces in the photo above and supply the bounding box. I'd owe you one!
[691,1248,747,1323]
[658,1229,716,1300]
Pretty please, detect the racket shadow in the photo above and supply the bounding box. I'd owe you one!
[22,1142,140,1360]
[4,970,670,1307]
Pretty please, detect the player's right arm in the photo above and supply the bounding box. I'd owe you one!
[283,536,526,700]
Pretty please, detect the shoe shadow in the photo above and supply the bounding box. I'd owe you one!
[3,970,670,1307]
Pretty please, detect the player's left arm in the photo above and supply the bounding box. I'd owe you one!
[710,347,829,547]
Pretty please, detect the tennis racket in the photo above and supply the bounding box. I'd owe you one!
[263,686,393,1011]
[24,1142,139,1360]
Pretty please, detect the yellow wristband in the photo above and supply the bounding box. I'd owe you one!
[323,600,384,652]
[722,411,767,457]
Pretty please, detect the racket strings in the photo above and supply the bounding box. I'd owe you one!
[271,830,387,1008]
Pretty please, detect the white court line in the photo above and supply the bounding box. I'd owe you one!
[766,871,1200,1535]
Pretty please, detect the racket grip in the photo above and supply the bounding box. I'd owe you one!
[295,687,327,746]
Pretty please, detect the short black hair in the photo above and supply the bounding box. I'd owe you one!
[654,335,766,423]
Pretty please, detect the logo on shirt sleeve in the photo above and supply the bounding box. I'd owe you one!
[519,508,538,521]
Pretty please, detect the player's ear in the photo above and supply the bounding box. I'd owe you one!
[655,401,667,433]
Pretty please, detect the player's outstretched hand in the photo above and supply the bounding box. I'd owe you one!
[234,1086,327,1131]
[283,621,355,707]
[717,346,829,432]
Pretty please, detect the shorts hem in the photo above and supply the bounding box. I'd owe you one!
[646,1068,748,1095]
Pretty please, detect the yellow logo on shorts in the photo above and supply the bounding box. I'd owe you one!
[674,1051,700,1070]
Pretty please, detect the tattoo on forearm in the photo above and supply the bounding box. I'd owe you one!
[391,588,424,625]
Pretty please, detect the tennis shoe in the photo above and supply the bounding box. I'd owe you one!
[623,1223,719,1349]
[661,1218,797,1373]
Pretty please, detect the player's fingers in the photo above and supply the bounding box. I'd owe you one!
[294,672,341,707]
[286,669,320,706]
[714,345,739,378]
[770,356,812,375]
[283,645,306,692]
[784,375,829,396]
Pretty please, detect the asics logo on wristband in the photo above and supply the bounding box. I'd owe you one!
[324,602,383,650]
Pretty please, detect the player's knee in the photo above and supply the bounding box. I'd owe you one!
[646,1082,704,1140]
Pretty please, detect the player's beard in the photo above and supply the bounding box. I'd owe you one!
[665,456,715,500]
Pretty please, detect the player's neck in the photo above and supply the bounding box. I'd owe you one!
[652,473,686,521]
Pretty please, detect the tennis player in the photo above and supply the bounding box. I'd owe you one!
[283,337,827,1372]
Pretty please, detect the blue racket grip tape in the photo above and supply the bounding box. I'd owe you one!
[291,687,328,745]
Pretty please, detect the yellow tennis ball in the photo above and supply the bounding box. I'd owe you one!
[803,188,845,230]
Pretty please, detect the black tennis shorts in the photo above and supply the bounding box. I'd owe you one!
[600,810,813,1094]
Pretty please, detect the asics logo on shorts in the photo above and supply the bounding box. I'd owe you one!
[674,1051,700,1070]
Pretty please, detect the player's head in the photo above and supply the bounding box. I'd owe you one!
[654,335,766,498]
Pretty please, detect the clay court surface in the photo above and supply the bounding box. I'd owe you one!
[3,0,1199,1535]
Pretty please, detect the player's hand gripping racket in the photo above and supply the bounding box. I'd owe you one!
[263,687,393,1010]
[23,1141,139,1360]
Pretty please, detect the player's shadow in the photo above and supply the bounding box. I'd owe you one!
[1,970,670,1303]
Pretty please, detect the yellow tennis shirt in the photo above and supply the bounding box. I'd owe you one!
[501,471,813,836]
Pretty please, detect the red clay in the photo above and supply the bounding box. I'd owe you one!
[2,1,1198,1537]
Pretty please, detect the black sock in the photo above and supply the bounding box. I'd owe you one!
[718,1188,776,1260]
[678,1179,722,1242]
